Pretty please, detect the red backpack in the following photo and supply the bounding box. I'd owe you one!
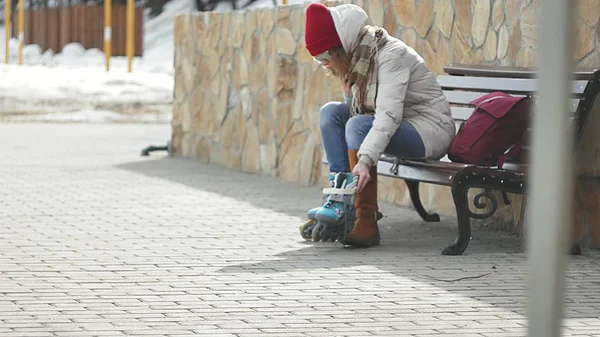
[448,91,531,168]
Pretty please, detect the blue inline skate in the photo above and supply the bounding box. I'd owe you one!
[311,172,358,243]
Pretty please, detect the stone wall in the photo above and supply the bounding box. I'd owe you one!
[171,0,600,239]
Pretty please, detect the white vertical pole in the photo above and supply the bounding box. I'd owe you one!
[527,0,575,336]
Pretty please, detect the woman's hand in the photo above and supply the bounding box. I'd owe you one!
[341,78,352,99]
[352,161,371,193]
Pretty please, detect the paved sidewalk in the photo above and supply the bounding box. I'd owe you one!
[1,123,600,337]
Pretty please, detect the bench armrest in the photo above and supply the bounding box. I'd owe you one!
[444,64,600,81]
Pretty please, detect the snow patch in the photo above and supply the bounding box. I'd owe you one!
[0,0,314,123]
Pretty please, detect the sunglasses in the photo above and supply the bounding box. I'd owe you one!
[313,50,331,63]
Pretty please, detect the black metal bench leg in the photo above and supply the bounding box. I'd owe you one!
[442,182,472,255]
[405,180,440,222]
[140,141,171,157]
[570,244,582,255]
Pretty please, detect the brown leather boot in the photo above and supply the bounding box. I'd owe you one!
[344,150,380,247]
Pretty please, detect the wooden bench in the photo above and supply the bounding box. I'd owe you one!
[325,64,600,256]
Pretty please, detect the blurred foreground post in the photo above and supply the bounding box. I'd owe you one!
[526,0,575,336]
[105,0,112,72]
[4,0,10,63]
[18,0,24,65]
[126,0,134,72]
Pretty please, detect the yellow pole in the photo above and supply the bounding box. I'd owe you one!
[4,0,10,64]
[104,0,112,71]
[126,0,134,73]
[18,0,24,65]
[282,0,287,4]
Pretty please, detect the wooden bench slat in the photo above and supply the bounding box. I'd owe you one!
[444,64,600,81]
[443,90,581,113]
[376,160,457,186]
[450,107,579,121]
[437,75,590,95]
[443,90,525,104]
[450,107,474,121]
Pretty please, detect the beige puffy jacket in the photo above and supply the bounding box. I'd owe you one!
[328,4,456,165]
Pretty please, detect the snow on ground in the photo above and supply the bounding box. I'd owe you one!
[0,0,313,123]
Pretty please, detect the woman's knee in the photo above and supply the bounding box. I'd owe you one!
[345,115,372,150]
[319,101,348,130]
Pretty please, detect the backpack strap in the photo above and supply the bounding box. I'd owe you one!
[496,134,526,206]
[475,95,505,108]
[497,132,527,169]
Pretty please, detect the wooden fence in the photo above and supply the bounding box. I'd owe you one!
[10,4,144,56]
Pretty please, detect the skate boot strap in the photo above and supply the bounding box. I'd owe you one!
[324,193,353,203]
[322,187,356,196]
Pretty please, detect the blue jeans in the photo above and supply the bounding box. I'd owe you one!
[319,101,426,172]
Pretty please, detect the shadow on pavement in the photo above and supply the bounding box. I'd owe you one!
[115,155,600,320]
[115,155,522,255]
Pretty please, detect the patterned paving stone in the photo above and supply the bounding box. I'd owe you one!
[0,123,599,336]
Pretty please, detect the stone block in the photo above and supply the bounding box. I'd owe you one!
[505,0,526,31]
[383,3,399,37]
[423,41,436,71]
[276,56,298,102]
[233,52,249,89]
[483,30,497,61]
[259,104,275,142]
[231,11,246,48]
[197,136,210,163]
[516,47,536,67]
[298,134,319,186]
[400,28,418,49]
[492,0,505,31]
[191,86,208,133]
[574,18,595,60]
[241,121,261,174]
[520,6,538,48]
[276,28,296,56]
[474,48,484,63]
[426,27,440,52]
[577,0,600,26]
[415,0,434,38]
[435,0,454,38]
[260,142,277,176]
[279,124,307,183]
[290,6,304,42]
[220,109,236,149]
[451,24,473,63]
[471,0,491,48]
[368,0,385,27]
[393,0,415,28]
[454,0,471,38]
[208,12,224,50]
[436,36,453,75]
[497,25,509,59]
[508,22,522,64]
[276,5,292,29]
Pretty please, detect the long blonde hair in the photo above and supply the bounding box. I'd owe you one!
[325,46,354,81]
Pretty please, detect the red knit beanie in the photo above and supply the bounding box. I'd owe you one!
[304,3,342,56]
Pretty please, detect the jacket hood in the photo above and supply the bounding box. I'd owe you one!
[328,4,369,54]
